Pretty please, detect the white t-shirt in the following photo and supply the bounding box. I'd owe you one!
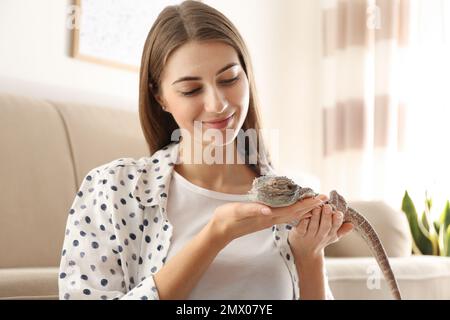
[165,170,293,300]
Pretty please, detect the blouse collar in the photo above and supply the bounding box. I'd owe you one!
[132,139,276,217]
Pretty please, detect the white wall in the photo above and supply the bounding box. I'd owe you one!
[0,0,139,109]
[0,0,322,184]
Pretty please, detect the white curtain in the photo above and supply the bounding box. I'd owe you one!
[320,0,450,213]
[396,0,450,215]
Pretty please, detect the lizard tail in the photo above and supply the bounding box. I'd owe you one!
[347,207,402,300]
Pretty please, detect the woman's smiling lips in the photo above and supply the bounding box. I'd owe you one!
[201,113,235,129]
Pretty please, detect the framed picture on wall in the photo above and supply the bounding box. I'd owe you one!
[71,0,190,72]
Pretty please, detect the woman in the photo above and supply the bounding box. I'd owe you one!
[58,0,353,300]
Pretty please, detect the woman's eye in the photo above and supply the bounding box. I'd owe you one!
[181,88,201,96]
[220,76,240,84]
[180,76,240,97]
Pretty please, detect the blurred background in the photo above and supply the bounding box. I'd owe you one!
[2,0,449,215]
[1,0,450,300]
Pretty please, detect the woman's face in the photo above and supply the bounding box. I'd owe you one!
[154,40,250,147]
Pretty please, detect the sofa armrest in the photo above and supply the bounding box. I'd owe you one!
[0,267,58,300]
[325,255,450,299]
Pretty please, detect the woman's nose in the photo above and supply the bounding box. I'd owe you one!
[204,86,227,114]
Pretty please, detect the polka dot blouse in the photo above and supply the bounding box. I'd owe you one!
[58,140,334,300]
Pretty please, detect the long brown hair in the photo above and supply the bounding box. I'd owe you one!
[138,0,273,176]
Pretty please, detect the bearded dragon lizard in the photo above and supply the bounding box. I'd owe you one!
[248,175,402,300]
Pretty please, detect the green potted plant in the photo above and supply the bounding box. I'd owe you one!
[401,190,450,256]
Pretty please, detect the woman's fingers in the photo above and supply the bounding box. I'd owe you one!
[303,213,313,219]
[269,198,322,224]
[306,206,322,236]
[315,194,329,202]
[295,217,310,237]
[292,212,313,233]
[329,211,344,239]
[291,197,324,218]
[337,222,354,239]
[295,196,324,209]
[235,202,273,219]
[317,204,333,237]
[238,196,325,226]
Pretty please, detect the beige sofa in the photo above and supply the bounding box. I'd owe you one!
[1,92,450,300]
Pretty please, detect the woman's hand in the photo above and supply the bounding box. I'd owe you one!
[288,195,354,260]
[209,197,323,247]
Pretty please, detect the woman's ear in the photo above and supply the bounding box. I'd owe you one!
[149,83,168,111]
[149,82,158,98]
[154,93,164,107]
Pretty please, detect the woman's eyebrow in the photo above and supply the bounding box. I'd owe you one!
[171,62,238,85]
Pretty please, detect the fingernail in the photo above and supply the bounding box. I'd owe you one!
[261,207,272,215]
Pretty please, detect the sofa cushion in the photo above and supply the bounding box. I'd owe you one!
[0,94,77,268]
[54,101,149,185]
[0,93,149,268]
[325,255,450,299]
[0,267,58,300]
[325,201,413,257]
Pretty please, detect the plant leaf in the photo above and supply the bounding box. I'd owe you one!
[423,191,440,254]
[425,190,432,211]
[440,200,450,232]
[439,223,446,256]
[444,224,450,257]
[433,221,441,234]
[428,224,439,256]
[446,225,450,257]
[421,210,430,231]
[401,191,433,254]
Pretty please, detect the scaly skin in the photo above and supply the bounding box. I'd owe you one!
[248,175,402,300]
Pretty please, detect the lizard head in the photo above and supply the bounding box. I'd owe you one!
[248,175,317,207]
[328,190,348,216]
